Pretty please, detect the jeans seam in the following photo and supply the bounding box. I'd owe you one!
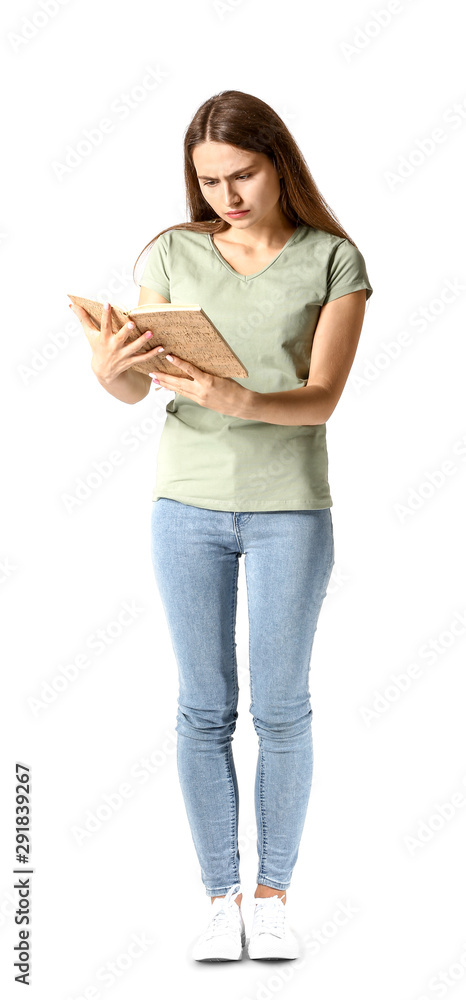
[225,744,240,883]
[230,553,240,710]
[257,738,267,881]
[228,553,240,883]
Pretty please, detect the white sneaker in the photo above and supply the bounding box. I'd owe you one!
[191,883,246,961]
[247,893,300,960]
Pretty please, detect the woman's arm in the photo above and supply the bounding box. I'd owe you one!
[93,367,152,404]
[241,289,368,426]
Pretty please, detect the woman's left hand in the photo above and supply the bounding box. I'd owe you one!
[149,348,251,419]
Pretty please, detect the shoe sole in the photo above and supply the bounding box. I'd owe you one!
[248,953,299,960]
[248,938,300,960]
[193,930,246,962]
[195,955,242,962]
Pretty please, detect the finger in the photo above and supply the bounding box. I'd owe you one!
[113,321,152,352]
[101,302,133,340]
[100,301,113,339]
[127,342,169,360]
[102,304,136,342]
[149,371,175,385]
[70,303,98,328]
[69,302,87,317]
[71,304,102,344]
[165,355,199,379]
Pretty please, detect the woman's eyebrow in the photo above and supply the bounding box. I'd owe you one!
[197,163,256,180]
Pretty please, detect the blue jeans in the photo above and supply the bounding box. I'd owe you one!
[150,498,334,897]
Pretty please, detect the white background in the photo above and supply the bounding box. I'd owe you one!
[1,0,466,997]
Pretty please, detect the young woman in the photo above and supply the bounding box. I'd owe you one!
[71,89,373,963]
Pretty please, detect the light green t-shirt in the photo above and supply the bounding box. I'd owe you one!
[138,224,373,511]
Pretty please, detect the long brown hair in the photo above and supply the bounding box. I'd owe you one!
[133,89,358,284]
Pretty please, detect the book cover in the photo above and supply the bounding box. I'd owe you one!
[67,295,248,379]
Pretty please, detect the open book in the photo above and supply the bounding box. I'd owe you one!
[67,295,249,379]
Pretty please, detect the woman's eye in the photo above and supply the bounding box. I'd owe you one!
[203,174,250,187]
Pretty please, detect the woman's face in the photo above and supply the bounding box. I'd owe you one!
[192,141,284,230]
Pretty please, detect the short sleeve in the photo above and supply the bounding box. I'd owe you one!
[138,233,170,299]
[323,239,373,304]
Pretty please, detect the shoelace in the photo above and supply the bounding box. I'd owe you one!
[206,884,242,940]
[253,895,286,938]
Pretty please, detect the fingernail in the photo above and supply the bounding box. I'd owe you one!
[128,322,135,329]
[103,301,109,311]
[145,331,153,338]
[165,354,173,362]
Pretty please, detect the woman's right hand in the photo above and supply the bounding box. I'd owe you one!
[69,301,163,383]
